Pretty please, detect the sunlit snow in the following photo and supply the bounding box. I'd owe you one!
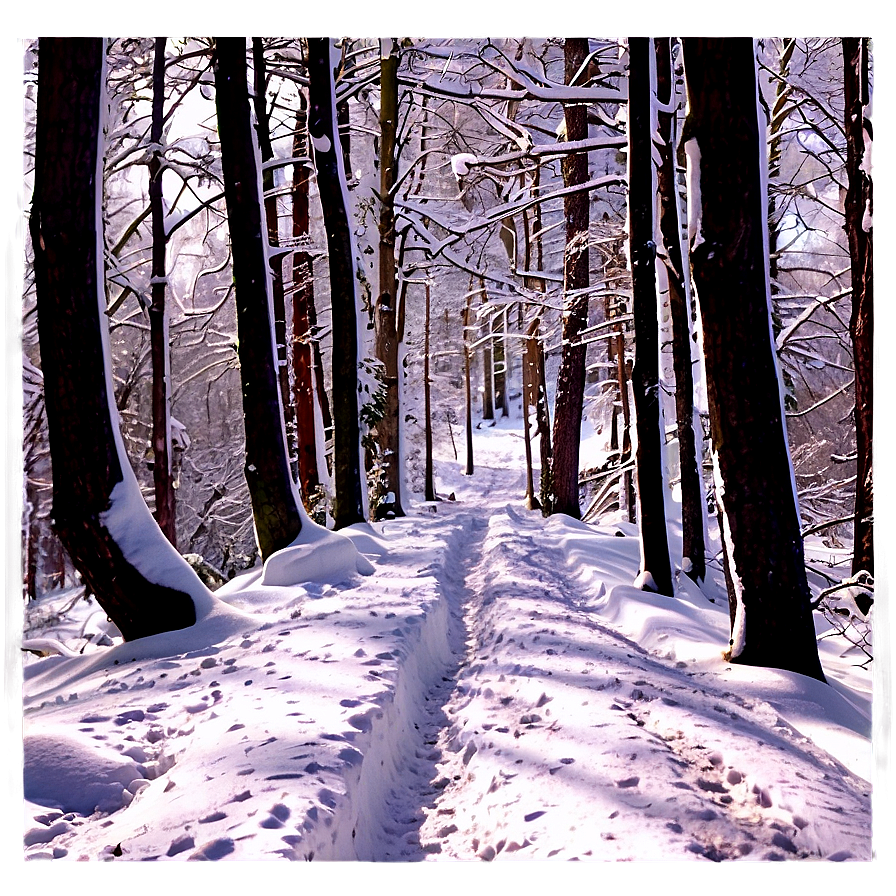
[20,422,872,864]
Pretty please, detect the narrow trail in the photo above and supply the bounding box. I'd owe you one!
[350,440,870,862]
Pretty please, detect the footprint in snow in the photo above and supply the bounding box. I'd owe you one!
[187,837,235,860]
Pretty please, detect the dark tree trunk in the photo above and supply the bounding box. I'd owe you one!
[423,282,436,502]
[532,320,553,513]
[655,37,706,584]
[252,39,297,480]
[307,37,366,528]
[523,319,541,510]
[464,287,474,475]
[214,38,302,559]
[480,281,495,421]
[374,39,405,518]
[768,39,795,296]
[842,37,873,578]
[291,99,322,506]
[628,37,673,596]
[550,37,591,519]
[494,310,508,417]
[31,37,196,640]
[148,37,177,547]
[682,37,825,681]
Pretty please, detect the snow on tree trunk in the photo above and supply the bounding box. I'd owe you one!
[654,37,706,584]
[682,37,825,682]
[214,37,303,559]
[628,37,673,597]
[291,100,323,509]
[31,37,207,641]
[148,36,177,548]
[842,37,873,578]
[252,38,298,482]
[549,37,591,520]
[374,39,405,519]
[307,37,367,528]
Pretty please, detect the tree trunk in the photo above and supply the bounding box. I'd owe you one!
[252,39,297,479]
[550,37,591,519]
[655,37,706,584]
[464,287,474,475]
[480,280,495,421]
[214,37,303,559]
[768,39,795,296]
[291,99,322,506]
[307,37,366,528]
[423,282,436,502]
[628,37,673,596]
[523,320,541,510]
[842,37,873,578]
[148,37,177,547]
[373,39,405,518]
[31,37,197,640]
[682,37,825,681]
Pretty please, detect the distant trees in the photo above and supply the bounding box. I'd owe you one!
[682,37,825,681]
[31,37,200,639]
[214,37,303,559]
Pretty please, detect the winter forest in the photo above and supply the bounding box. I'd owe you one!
[15,31,880,866]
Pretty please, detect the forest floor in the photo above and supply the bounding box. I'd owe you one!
[15,422,877,879]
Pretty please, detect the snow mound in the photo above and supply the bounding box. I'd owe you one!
[24,731,145,815]
[261,524,374,587]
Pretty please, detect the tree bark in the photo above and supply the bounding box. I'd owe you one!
[373,39,405,518]
[31,37,197,640]
[655,37,706,584]
[423,282,436,502]
[628,37,673,596]
[307,37,366,528]
[464,287,475,475]
[291,98,322,506]
[682,37,825,681]
[550,37,591,519]
[842,37,873,578]
[214,37,303,559]
[148,37,177,547]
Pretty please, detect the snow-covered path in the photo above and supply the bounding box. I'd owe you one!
[19,426,873,863]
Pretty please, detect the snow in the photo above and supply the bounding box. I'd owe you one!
[310,133,331,154]
[450,153,478,178]
[16,421,874,868]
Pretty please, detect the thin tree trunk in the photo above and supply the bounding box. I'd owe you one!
[423,281,436,502]
[523,320,540,510]
[768,39,795,296]
[628,37,673,596]
[291,98,321,505]
[252,39,297,477]
[215,37,302,558]
[550,37,591,519]
[464,287,474,475]
[682,37,825,681]
[32,37,197,640]
[655,37,706,584]
[480,279,495,421]
[374,39,405,518]
[842,37,874,578]
[148,37,177,547]
[307,37,366,527]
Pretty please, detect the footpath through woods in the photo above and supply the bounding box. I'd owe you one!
[21,427,872,862]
